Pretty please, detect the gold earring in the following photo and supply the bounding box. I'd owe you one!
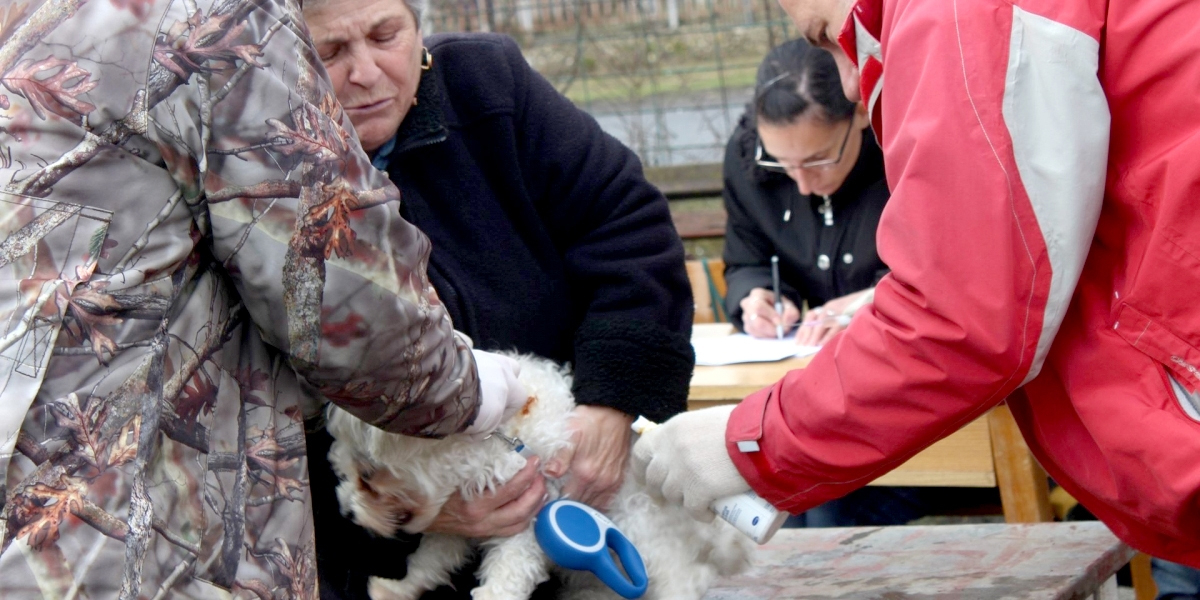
[420,47,433,71]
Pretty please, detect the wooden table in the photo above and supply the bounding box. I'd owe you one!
[703,522,1133,600]
[688,324,1053,521]
[689,323,809,405]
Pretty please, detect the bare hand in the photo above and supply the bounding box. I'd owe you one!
[545,406,634,510]
[426,457,546,538]
[794,289,869,346]
[794,307,846,346]
[739,288,801,339]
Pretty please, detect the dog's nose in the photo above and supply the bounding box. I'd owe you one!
[393,510,413,527]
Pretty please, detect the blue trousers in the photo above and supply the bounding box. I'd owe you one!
[784,486,989,528]
[1154,558,1200,600]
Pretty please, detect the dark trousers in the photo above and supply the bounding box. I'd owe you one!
[1153,558,1200,600]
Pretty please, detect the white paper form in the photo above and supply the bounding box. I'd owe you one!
[692,334,820,366]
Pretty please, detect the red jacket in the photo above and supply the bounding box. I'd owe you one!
[727,0,1200,566]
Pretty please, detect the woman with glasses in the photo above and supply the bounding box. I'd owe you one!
[723,38,886,346]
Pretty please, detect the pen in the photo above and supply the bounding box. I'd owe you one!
[771,255,783,340]
[800,314,852,328]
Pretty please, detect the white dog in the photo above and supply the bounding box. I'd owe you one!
[325,354,752,600]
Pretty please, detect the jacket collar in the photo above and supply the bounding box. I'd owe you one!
[817,128,884,208]
[839,0,885,143]
[370,67,448,169]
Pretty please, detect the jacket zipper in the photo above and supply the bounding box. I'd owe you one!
[820,195,834,226]
[397,132,448,156]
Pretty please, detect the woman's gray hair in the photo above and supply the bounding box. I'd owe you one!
[303,0,428,28]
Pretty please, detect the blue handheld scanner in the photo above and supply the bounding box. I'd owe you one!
[535,499,648,599]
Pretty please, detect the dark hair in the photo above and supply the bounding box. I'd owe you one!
[753,38,855,126]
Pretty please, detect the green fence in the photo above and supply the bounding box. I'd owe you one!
[426,0,798,166]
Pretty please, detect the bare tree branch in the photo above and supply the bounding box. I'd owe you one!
[69,291,171,322]
[0,203,81,269]
[9,90,147,199]
[212,387,250,587]
[15,431,47,464]
[150,555,196,600]
[0,0,87,79]
[72,496,202,556]
[118,322,168,600]
[206,15,289,106]
[206,431,305,471]
[280,51,326,369]
[233,579,274,600]
[113,190,185,272]
[208,138,290,158]
[205,179,300,203]
[51,340,153,356]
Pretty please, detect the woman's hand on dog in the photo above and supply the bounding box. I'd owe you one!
[426,457,547,538]
[547,405,634,510]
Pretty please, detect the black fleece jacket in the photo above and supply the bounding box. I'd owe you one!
[313,32,693,600]
[383,33,694,420]
[722,114,890,330]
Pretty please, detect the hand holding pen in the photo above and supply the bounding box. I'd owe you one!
[738,288,800,339]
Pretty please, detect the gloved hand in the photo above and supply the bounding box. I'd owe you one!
[631,405,751,521]
[463,350,529,439]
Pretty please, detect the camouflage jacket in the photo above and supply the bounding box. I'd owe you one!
[0,0,481,596]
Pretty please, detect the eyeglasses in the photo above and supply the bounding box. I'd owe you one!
[755,118,854,173]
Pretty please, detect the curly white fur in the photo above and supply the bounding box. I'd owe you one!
[325,354,752,600]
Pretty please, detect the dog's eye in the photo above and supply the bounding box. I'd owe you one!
[393,510,413,527]
[358,472,378,496]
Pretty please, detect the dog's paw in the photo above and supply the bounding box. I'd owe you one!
[469,589,514,600]
[368,576,426,600]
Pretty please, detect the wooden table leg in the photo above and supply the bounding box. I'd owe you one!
[1093,575,1119,600]
[1130,552,1159,600]
[987,402,1054,523]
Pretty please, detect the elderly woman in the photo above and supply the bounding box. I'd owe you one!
[301,0,695,597]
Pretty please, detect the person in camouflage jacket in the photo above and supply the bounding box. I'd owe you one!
[0,0,510,596]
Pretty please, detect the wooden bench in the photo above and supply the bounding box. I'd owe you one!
[704,522,1134,599]
[687,258,727,323]
[646,162,728,242]
[645,162,723,200]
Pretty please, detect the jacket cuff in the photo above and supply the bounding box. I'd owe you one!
[726,382,817,515]
[572,318,693,423]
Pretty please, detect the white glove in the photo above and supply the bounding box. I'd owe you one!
[463,350,528,439]
[631,405,751,521]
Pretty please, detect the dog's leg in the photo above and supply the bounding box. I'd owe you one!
[645,565,717,600]
[471,528,551,600]
[368,534,474,600]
